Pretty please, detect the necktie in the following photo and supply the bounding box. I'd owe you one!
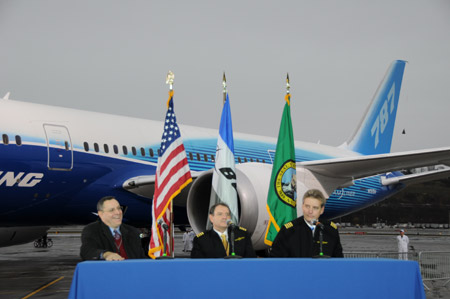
[113,230,128,259]
[221,234,229,256]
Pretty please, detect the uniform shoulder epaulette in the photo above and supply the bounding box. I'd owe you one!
[238,226,247,231]
[196,232,204,238]
[284,222,294,229]
[330,222,337,230]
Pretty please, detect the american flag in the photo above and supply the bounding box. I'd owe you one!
[149,91,192,259]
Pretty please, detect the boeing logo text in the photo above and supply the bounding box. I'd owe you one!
[0,171,44,188]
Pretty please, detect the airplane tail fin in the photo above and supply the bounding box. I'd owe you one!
[340,60,407,155]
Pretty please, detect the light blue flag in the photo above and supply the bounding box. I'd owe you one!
[207,94,239,228]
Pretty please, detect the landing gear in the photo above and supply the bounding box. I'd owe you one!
[34,235,53,248]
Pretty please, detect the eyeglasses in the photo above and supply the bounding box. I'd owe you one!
[101,206,123,213]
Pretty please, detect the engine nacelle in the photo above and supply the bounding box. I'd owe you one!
[187,163,272,250]
[0,226,50,247]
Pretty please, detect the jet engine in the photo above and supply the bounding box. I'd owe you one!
[187,163,272,250]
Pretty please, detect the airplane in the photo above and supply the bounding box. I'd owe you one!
[1,60,450,250]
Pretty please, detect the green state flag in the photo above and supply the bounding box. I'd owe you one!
[264,93,297,246]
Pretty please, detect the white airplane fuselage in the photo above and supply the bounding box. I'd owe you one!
[3,60,449,249]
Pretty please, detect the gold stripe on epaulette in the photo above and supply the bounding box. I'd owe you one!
[235,237,245,241]
[316,241,328,244]
[284,222,293,229]
[196,232,204,238]
[330,222,337,229]
[239,226,247,231]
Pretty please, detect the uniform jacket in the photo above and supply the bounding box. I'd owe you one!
[270,216,343,258]
[191,227,256,258]
[80,220,147,260]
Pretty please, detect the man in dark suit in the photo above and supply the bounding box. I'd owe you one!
[80,196,147,260]
[191,203,256,258]
[270,189,343,258]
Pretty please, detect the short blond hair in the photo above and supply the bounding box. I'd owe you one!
[302,189,327,207]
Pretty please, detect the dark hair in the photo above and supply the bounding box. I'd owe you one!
[209,202,231,215]
[97,196,117,211]
[302,189,327,207]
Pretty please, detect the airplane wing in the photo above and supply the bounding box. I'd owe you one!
[381,167,450,186]
[122,148,450,194]
[300,147,450,181]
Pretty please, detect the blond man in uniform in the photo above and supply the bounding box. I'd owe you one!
[270,189,343,257]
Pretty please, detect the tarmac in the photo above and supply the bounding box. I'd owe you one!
[0,226,449,299]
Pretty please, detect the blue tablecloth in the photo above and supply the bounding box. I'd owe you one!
[69,258,425,299]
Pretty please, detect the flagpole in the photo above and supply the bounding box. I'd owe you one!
[166,70,174,257]
[264,72,297,246]
[286,73,290,103]
[158,70,175,260]
[170,200,174,257]
[223,72,227,105]
[149,70,192,259]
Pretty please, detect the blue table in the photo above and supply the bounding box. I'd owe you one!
[69,258,425,299]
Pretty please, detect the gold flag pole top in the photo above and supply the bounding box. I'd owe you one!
[166,71,175,91]
[223,72,227,104]
[285,73,291,105]
[286,73,290,95]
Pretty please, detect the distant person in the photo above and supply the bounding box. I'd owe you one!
[397,229,409,260]
[80,196,147,261]
[185,229,195,252]
[182,231,188,252]
[191,203,256,258]
[270,189,343,258]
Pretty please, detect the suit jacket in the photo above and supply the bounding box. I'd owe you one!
[270,216,343,258]
[191,227,256,258]
[80,220,147,260]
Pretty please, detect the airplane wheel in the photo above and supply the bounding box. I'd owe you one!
[34,241,40,248]
[47,240,53,248]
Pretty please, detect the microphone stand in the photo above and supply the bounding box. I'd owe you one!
[157,223,173,260]
[225,224,242,259]
[313,223,330,259]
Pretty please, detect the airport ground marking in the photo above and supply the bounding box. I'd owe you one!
[21,276,64,299]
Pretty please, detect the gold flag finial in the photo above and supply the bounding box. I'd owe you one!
[285,73,291,106]
[286,73,290,95]
[166,71,175,90]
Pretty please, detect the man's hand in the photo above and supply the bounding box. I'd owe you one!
[103,251,124,261]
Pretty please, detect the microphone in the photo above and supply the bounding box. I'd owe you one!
[227,219,236,228]
[158,218,169,230]
[312,219,324,228]
[311,218,329,258]
[224,219,242,259]
[156,218,173,259]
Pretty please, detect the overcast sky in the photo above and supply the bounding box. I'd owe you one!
[1,0,449,152]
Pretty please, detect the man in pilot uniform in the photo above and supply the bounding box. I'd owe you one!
[270,189,343,258]
[191,203,256,258]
